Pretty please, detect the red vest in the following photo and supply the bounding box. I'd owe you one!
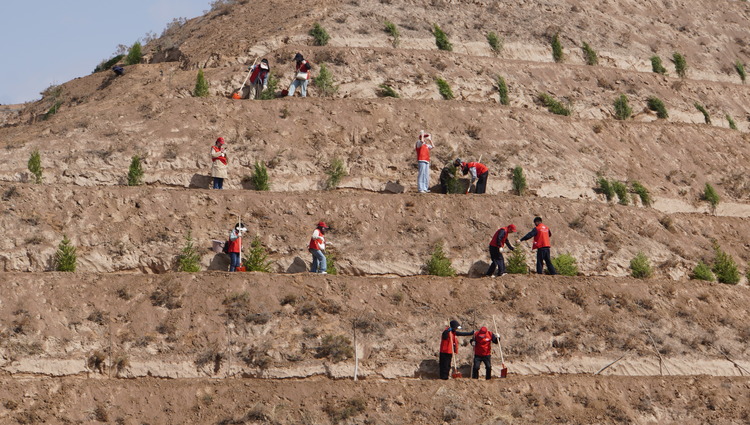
[249,66,269,84]
[416,143,431,162]
[533,223,551,249]
[308,230,325,250]
[490,227,509,248]
[439,327,458,354]
[467,162,488,175]
[227,235,241,253]
[473,329,493,356]
[212,146,227,165]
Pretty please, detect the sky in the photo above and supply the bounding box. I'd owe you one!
[0,0,212,105]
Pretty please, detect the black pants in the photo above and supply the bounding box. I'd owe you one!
[439,352,453,380]
[472,355,492,379]
[536,247,557,275]
[475,171,489,194]
[486,245,505,276]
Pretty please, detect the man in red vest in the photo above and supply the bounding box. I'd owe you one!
[517,216,557,275]
[439,320,474,380]
[415,131,434,193]
[486,224,516,277]
[470,326,499,379]
[454,158,489,194]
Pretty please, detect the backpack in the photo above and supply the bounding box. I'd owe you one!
[222,240,230,254]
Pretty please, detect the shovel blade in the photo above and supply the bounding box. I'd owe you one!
[452,372,462,379]
[231,92,242,99]
[500,367,508,378]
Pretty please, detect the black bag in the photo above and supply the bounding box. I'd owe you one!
[222,240,230,254]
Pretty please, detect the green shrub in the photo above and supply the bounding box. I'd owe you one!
[712,243,740,284]
[511,166,527,196]
[694,103,711,124]
[432,24,452,51]
[384,21,400,47]
[435,78,454,100]
[672,52,687,78]
[497,76,509,105]
[243,236,272,272]
[325,248,338,275]
[735,60,746,83]
[538,93,570,116]
[177,231,201,272]
[702,183,720,213]
[551,253,579,276]
[377,84,400,98]
[28,150,43,184]
[127,155,144,186]
[309,23,330,46]
[613,94,632,120]
[631,181,652,206]
[55,235,77,272]
[94,54,125,73]
[581,42,598,66]
[487,32,503,54]
[258,73,279,100]
[647,96,668,119]
[326,158,347,190]
[551,34,564,63]
[690,261,715,282]
[425,242,456,277]
[250,161,270,191]
[506,249,528,274]
[125,42,142,65]
[317,335,353,362]
[194,69,209,97]
[727,114,738,130]
[313,64,338,97]
[43,101,62,120]
[443,165,463,194]
[597,177,615,202]
[630,252,652,279]
[650,55,667,75]
[612,181,629,205]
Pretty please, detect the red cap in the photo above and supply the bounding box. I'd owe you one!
[508,224,517,233]
[317,221,329,229]
[216,137,225,145]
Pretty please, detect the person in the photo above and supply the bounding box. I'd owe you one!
[211,137,228,189]
[112,66,125,76]
[517,216,557,275]
[486,224,516,277]
[439,320,474,380]
[415,132,434,193]
[308,221,330,274]
[455,158,489,194]
[470,326,499,380]
[288,53,313,98]
[227,223,247,272]
[248,58,270,99]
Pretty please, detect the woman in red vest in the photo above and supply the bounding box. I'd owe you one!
[439,320,474,380]
[415,131,434,193]
[210,137,228,189]
[288,53,313,98]
[227,222,246,272]
[248,58,270,99]
[308,221,329,274]
[470,326,499,379]
[517,216,557,275]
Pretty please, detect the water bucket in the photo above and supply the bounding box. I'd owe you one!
[211,240,224,254]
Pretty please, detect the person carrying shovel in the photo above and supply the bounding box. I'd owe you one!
[516,216,557,275]
[247,58,271,99]
[454,158,489,194]
[470,326,499,380]
[439,320,474,380]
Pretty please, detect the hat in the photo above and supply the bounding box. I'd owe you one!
[479,326,488,333]
[508,224,517,233]
[419,132,431,140]
[453,158,462,167]
[449,320,461,330]
[317,221,329,229]
[216,137,225,145]
[294,53,304,62]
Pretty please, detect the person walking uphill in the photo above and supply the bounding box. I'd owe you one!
[470,326,499,379]
[248,58,270,99]
[439,320,474,380]
[455,158,489,194]
[227,222,247,272]
[308,221,330,274]
[486,224,516,277]
[415,131,434,193]
[517,216,557,275]
[211,137,228,189]
[288,53,313,98]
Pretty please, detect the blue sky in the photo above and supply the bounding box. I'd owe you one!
[0,0,211,105]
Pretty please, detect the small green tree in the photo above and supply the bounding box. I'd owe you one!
[551,34,564,63]
[443,165,463,194]
[177,231,201,272]
[735,60,746,84]
[94,54,125,73]
[631,181,652,206]
[487,32,503,54]
[326,158,347,190]
[125,41,142,65]
[647,96,669,119]
[702,183,720,213]
[250,161,270,191]
[551,253,579,276]
[432,24,452,51]
[127,155,144,186]
[694,103,711,124]
[28,150,43,184]
[612,181,629,205]
[435,78,454,100]
[243,235,273,272]
[377,84,400,98]
[672,52,687,78]
[727,115,738,130]
[194,69,209,97]
[309,23,330,46]
[384,21,400,47]
[650,55,667,75]
[613,94,632,120]
[597,177,615,202]
[425,242,456,276]
[258,73,279,100]
[690,261,715,282]
[55,235,77,272]
[538,93,571,116]
[581,42,598,65]
[497,76,509,105]
[512,166,527,196]
[325,248,338,275]
[630,252,652,279]
[313,64,338,97]
[506,249,528,274]
[712,242,740,284]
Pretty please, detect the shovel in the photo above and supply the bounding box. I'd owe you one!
[235,213,247,271]
[231,58,257,99]
[492,315,508,378]
[451,352,462,379]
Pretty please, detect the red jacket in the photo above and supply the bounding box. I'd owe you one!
[416,142,431,162]
[439,327,458,354]
[490,227,510,248]
[212,146,227,165]
[308,229,326,250]
[227,230,241,253]
[465,162,488,175]
[533,223,551,249]
[473,328,494,356]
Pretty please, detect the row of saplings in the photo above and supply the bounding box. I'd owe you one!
[50,230,746,284]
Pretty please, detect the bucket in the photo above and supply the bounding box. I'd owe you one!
[211,240,224,254]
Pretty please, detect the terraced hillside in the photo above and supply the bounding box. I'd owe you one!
[1,0,750,423]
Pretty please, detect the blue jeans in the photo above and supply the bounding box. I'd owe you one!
[229,252,240,272]
[417,161,430,192]
[213,177,224,189]
[288,79,309,97]
[310,249,326,273]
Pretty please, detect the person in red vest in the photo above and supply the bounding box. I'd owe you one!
[227,222,246,272]
[517,216,557,275]
[470,326,499,379]
[486,224,517,277]
[288,53,313,98]
[248,58,270,99]
[308,221,330,274]
[415,131,434,193]
[439,320,474,380]
[454,158,489,194]
[210,137,228,189]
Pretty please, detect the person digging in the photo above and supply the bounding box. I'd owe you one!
[470,326,499,380]
[439,320,474,380]
[454,158,489,194]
